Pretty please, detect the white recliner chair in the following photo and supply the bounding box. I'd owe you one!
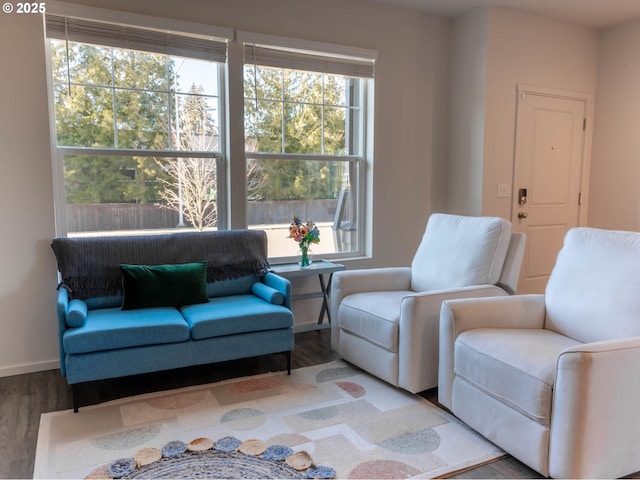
[439,227,640,478]
[330,213,526,393]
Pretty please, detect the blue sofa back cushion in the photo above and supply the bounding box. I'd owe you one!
[81,276,259,310]
[120,261,209,310]
[66,299,88,328]
[251,282,285,305]
[206,275,257,298]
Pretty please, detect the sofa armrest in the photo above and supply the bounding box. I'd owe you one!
[438,294,546,409]
[550,338,640,479]
[398,284,510,393]
[330,267,412,351]
[56,287,69,377]
[263,272,292,309]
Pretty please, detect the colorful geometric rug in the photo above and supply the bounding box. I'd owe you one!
[34,361,503,479]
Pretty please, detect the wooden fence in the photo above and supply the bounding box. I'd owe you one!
[66,199,339,232]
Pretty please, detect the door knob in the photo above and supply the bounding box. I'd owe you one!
[518,212,528,219]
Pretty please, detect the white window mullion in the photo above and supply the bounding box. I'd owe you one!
[280,74,286,154]
[214,60,228,229]
[110,48,118,149]
[321,74,326,155]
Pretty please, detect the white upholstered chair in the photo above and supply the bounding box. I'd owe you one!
[330,213,525,394]
[439,227,640,479]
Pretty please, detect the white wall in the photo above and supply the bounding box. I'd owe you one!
[447,8,488,216]
[589,19,640,231]
[0,0,451,375]
[0,14,59,375]
[447,7,599,219]
[483,8,599,220]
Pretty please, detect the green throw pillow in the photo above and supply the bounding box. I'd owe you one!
[120,261,209,310]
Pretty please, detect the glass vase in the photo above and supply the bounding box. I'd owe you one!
[297,246,313,269]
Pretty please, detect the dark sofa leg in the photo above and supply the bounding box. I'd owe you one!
[72,384,79,413]
[285,351,291,375]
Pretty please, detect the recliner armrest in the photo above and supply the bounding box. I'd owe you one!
[332,267,412,296]
[438,294,546,409]
[330,267,411,350]
[440,294,546,334]
[398,284,511,393]
[551,337,640,478]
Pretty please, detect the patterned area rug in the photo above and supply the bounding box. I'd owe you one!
[34,361,503,479]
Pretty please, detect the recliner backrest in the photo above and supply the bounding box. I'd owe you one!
[410,213,513,292]
[545,227,640,343]
[497,232,527,294]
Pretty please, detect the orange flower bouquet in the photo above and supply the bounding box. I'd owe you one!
[288,213,320,268]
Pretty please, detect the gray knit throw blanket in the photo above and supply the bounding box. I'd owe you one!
[51,230,270,300]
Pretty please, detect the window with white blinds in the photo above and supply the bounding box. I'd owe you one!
[241,35,375,258]
[45,12,227,236]
[44,8,375,261]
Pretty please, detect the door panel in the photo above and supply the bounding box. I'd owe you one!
[513,92,585,294]
[526,225,567,278]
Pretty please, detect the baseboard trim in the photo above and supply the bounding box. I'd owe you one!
[0,359,59,378]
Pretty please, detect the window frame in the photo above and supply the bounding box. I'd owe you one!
[240,32,375,262]
[44,3,232,236]
[44,3,375,262]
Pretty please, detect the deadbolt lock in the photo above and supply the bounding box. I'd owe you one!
[519,188,527,205]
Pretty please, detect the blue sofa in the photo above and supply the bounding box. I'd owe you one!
[51,230,294,412]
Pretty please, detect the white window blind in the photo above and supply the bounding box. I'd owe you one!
[244,44,374,79]
[45,14,227,63]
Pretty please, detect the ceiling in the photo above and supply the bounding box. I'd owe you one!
[365,0,640,29]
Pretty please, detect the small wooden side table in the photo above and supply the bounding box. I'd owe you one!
[270,260,345,329]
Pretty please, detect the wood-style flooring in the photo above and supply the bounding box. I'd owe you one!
[0,329,587,478]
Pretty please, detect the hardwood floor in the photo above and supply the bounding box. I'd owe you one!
[0,329,564,478]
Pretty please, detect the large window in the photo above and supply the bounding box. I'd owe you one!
[46,14,227,236]
[243,41,374,258]
[45,10,375,261]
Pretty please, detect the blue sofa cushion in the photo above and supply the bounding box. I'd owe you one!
[251,282,285,305]
[63,307,190,354]
[181,294,293,340]
[206,275,258,298]
[66,299,88,328]
[120,261,208,310]
[85,295,123,310]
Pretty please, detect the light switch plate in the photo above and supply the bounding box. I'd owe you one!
[497,184,511,198]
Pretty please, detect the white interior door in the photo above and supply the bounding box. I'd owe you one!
[513,89,586,294]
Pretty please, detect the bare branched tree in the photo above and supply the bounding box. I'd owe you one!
[159,157,217,231]
[245,137,269,201]
[157,84,218,231]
